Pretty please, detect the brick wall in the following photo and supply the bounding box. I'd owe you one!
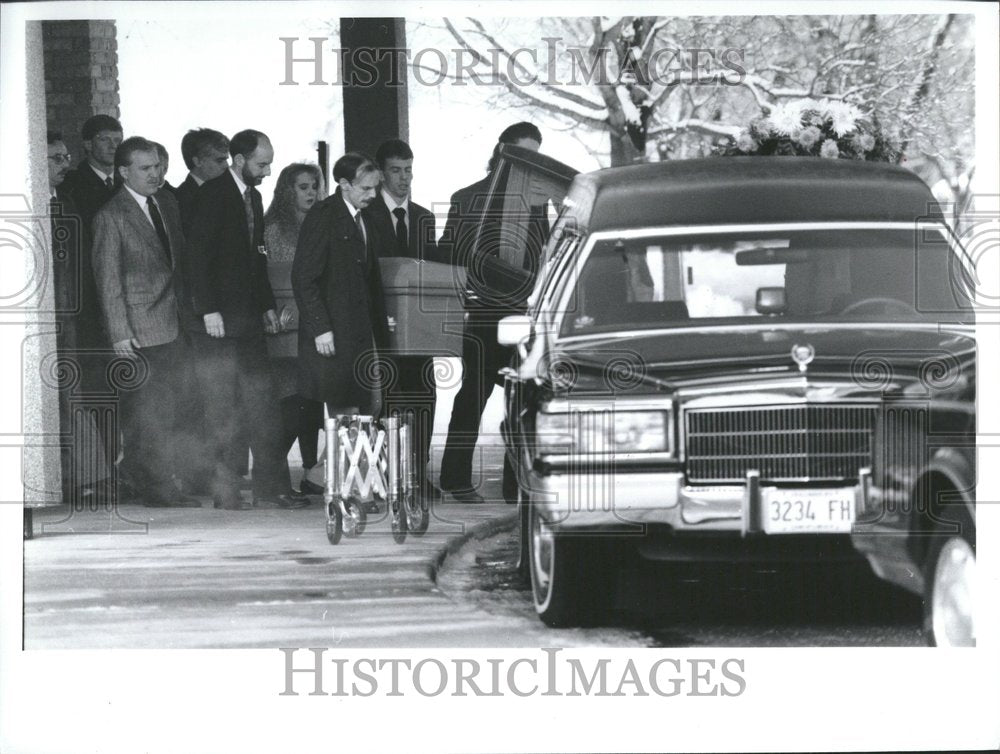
[41,20,120,164]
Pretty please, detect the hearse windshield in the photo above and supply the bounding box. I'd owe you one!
[560,225,973,336]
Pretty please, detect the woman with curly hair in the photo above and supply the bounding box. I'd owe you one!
[264,162,326,492]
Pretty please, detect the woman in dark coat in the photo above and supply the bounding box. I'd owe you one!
[291,153,390,416]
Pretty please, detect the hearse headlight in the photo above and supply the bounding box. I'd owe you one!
[536,409,671,455]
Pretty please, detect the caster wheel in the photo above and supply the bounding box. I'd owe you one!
[391,500,407,544]
[343,497,367,538]
[405,492,429,537]
[326,501,343,545]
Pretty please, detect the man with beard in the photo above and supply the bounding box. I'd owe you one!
[182,129,307,510]
[90,137,196,508]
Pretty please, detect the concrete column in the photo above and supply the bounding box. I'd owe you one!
[339,18,408,158]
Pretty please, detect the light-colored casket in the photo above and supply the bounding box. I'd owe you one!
[379,258,467,356]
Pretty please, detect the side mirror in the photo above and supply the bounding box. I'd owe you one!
[497,314,533,353]
[756,286,787,315]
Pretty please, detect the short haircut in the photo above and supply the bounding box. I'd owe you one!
[488,121,542,172]
[47,130,63,145]
[333,152,378,184]
[230,129,269,160]
[375,139,413,168]
[114,136,157,173]
[181,128,229,170]
[81,114,123,140]
[498,122,542,146]
[151,141,169,161]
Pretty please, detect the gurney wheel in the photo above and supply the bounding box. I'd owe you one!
[405,492,429,537]
[326,501,343,545]
[391,499,407,544]
[343,498,367,538]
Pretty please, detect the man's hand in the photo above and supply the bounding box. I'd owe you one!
[112,338,138,358]
[263,309,280,335]
[203,312,225,338]
[315,331,335,357]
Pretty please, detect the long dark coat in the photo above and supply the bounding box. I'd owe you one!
[292,189,389,410]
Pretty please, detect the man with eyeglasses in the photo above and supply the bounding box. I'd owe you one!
[63,114,124,234]
[48,130,111,503]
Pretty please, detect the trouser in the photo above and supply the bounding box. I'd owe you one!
[190,333,290,497]
[117,338,184,499]
[279,394,323,468]
[439,310,512,490]
[172,332,212,491]
[382,354,437,484]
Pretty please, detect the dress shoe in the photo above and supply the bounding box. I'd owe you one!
[253,492,311,510]
[298,478,325,496]
[447,487,485,504]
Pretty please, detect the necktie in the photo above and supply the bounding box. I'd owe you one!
[104,176,114,190]
[355,211,366,248]
[392,207,408,256]
[147,196,172,265]
[243,186,256,244]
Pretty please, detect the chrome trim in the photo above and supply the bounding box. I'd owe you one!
[682,403,879,484]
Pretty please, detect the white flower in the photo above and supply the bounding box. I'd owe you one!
[768,101,806,135]
[795,126,822,149]
[853,132,875,152]
[736,132,758,152]
[819,139,841,159]
[822,100,862,136]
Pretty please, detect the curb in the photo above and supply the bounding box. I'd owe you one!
[428,508,519,584]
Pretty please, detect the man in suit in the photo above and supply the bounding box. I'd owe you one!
[173,127,232,494]
[438,122,543,503]
[63,115,123,233]
[176,128,230,233]
[90,136,197,508]
[363,139,446,500]
[182,129,307,511]
[151,142,177,197]
[293,152,390,417]
[48,130,111,502]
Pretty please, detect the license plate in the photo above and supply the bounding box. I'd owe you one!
[762,488,855,534]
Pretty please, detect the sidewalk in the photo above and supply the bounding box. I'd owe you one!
[22,445,518,648]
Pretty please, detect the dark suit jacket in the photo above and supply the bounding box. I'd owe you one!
[292,189,389,408]
[63,162,117,236]
[175,174,201,235]
[91,188,182,348]
[437,175,492,270]
[362,193,445,263]
[50,187,107,350]
[182,170,275,338]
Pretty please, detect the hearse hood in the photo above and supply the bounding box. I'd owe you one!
[548,325,976,395]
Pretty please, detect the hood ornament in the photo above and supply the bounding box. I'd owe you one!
[791,343,815,372]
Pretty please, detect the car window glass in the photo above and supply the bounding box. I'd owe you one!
[559,225,971,337]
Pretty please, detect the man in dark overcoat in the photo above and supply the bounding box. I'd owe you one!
[292,153,390,416]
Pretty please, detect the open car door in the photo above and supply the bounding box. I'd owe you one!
[465,144,579,314]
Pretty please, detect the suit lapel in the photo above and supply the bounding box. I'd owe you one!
[120,191,161,250]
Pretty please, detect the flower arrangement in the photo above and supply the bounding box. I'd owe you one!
[721,98,900,162]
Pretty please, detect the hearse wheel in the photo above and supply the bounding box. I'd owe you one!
[923,505,976,647]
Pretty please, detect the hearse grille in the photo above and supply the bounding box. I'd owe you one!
[684,404,878,483]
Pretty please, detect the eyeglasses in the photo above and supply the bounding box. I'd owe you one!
[48,154,72,164]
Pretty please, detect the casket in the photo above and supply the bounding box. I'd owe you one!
[379,258,467,355]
